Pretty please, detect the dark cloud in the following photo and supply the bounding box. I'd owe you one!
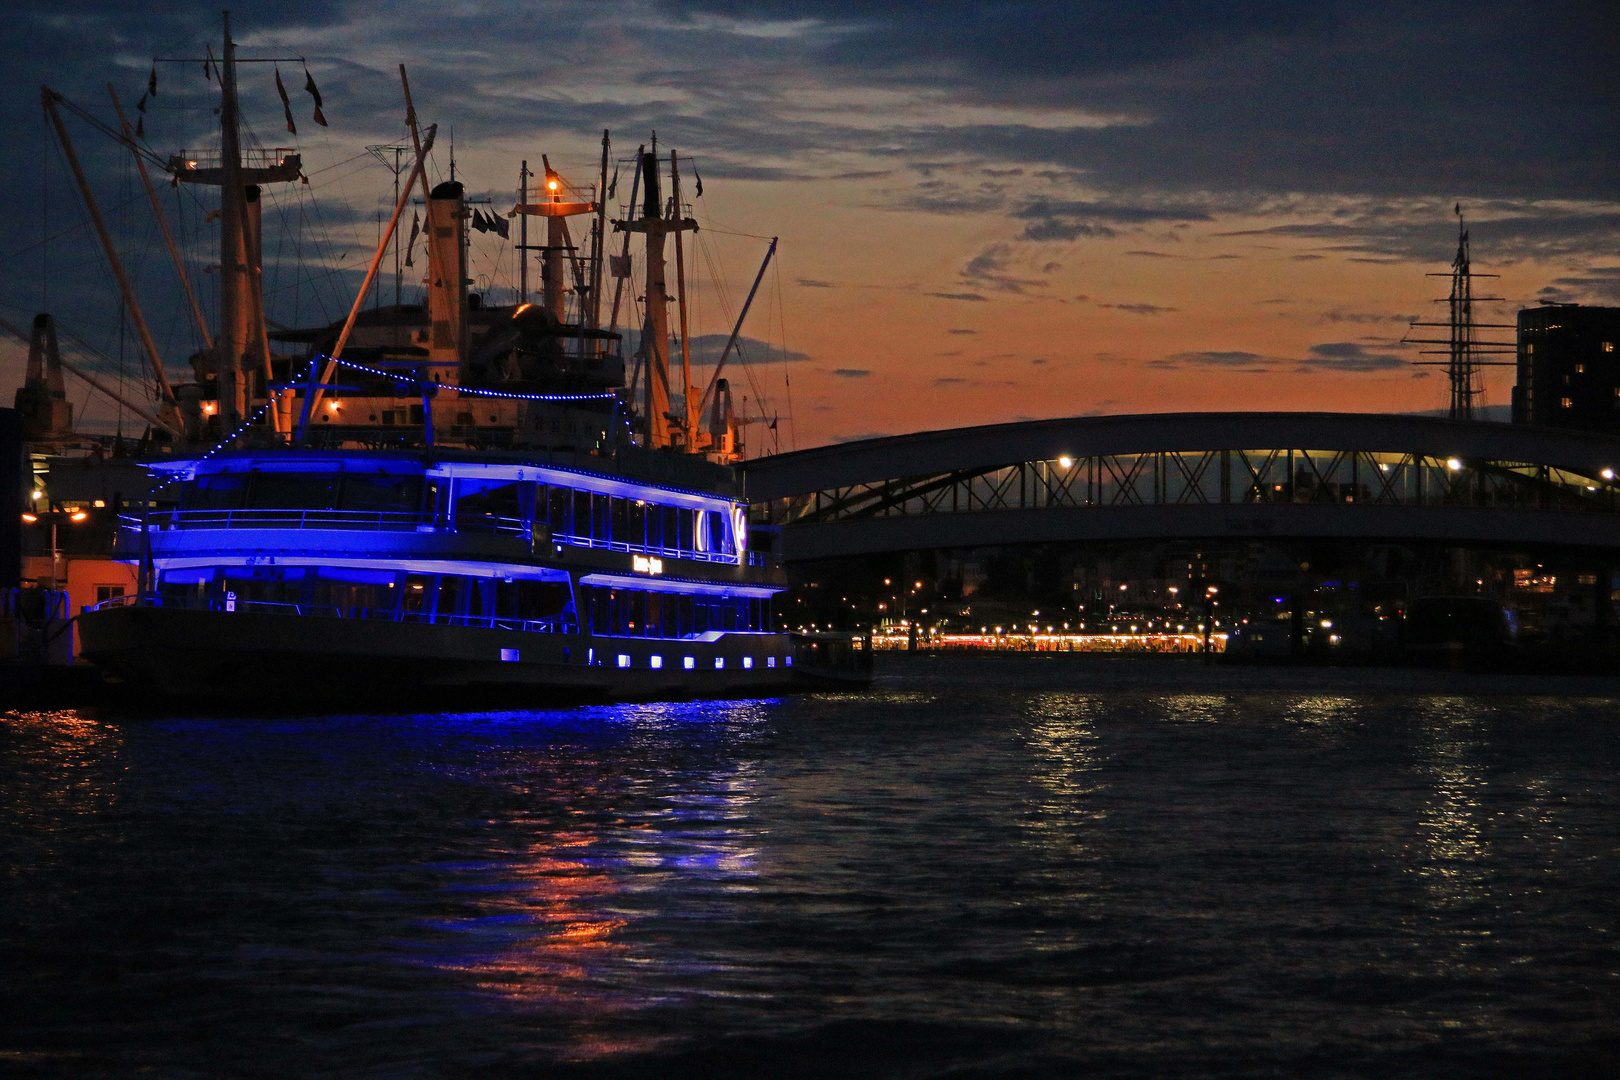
[1296,341,1408,372]
[1217,207,1620,264]
[1319,310,1416,325]
[830,367,870,378]
[796,278,835,288]
[926,291,989,302]
[625,333,810,365]
[1011,197,1209,243]
[947,328,978,335]
[962,243,1046,293]
[1153,350,1274,372]
[1101,302,1178,316]
[1153,341,1412,374]
[1542,266,1620,303]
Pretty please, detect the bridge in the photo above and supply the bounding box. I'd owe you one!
[744,412,1620,561]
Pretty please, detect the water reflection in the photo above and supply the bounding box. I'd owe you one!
[1020,693,1107,815]
[0,709,124,832]
[1410,697,1491,909]
[1282,695,1360,727]
[1156,694,1230,724]
[418,700,765,1047]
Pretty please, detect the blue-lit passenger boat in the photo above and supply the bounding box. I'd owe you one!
[79,445,792,702]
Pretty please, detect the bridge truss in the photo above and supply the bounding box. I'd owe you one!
[755,449,1620,527]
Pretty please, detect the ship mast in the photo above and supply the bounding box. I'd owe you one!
[161,13,305,436]
[614,139,697,449]
[217,10,248,432]
[1404,206,1515,420]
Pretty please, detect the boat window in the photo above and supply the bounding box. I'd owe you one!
[340,472,424,515]
[572,489,593,539]
[546,485,570,532]
[455,479,532,528]
[247,471,339,511]
[184,472,249,511]
[400,574,434,615]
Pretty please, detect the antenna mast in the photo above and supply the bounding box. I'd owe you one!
[1404,205,1515,420]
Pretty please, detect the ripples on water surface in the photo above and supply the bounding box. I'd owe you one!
[3,656,1618,1078]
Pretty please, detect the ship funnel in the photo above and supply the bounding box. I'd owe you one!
[426,180,467,380]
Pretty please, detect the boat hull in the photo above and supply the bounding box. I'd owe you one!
[78,604,795,707]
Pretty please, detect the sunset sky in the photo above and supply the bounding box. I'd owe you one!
[1,1,1615,449]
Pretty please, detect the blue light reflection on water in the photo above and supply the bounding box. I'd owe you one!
[3,659,1620,1077]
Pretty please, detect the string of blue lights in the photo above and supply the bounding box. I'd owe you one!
[323,355,617,402]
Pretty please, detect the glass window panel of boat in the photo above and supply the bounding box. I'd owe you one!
[707,510,733,555]
[340,471,425,516]
[184,471,250,511]
[455,479,531,528]
[401,573,434,615]
[611,497,629,544]
[248,470,339,511]
[437,575,465,619]
[571,490,593,539]
[678,507,696,553]
[547,485,570,532]
[514,580,571,621]
[646,504,668,551]
[466,578,494,619]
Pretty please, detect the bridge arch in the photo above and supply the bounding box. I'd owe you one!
[744,413,1620,560]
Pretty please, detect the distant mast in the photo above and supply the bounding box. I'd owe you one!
[1404,206,1515,420]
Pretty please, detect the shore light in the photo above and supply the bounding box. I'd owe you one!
[1605,468,1615,481]
[1446,458,1463,471]
[1058,455,1074,469]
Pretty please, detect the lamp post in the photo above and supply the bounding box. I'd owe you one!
[21,508,88,589]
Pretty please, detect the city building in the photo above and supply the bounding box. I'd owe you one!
[1512,304,1620,432]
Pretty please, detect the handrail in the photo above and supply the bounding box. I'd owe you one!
[86,593,578,634]
[127,510,767,565]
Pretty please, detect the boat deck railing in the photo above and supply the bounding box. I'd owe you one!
[86,593,577,635]
[127,511,772,566]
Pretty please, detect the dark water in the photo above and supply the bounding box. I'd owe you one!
[3,656,1619,1078]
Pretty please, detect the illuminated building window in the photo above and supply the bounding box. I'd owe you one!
[500,648,519,662]
[1562,397,1573,408]
[683,656,695,670]
[767,656,777,668]
[650,655,663,669]
[743,657,754,669]
[617,654,630,668]
[1576,363,1586,374]
[1605,342,1615,353]
[714,657,725,669]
